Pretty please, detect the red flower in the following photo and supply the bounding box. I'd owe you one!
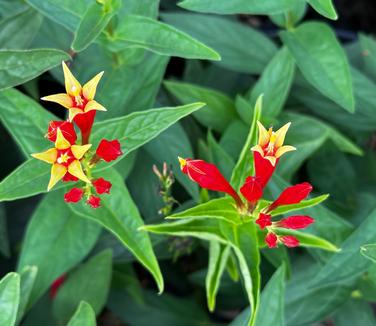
[280,235,300,247]
[64,188,84,203]
[255,213,272,229]
[46,120,76,144]
[87,195,101,208]
[62,172,79,182]
[253,151,277,189]
[49,274,66,298]
[178,157,243,208]
[267,182,313,212]
[96,139,122,162]
[240,176,263,205]
[73,110,96,144]
[276,215,314,229]
[265,233,278,248]
[93,178,112,194]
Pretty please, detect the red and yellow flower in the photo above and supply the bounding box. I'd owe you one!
[31,128,91,191]
[41,62,106,143]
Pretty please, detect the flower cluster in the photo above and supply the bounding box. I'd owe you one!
[178,121,316,249]
[31,62,122,208]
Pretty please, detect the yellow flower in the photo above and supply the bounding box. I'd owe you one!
[251,121,296,166]
[31,129,91,191]
[41,61,106,121]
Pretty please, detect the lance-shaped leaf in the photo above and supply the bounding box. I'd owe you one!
[246,47,295,120]
[0,103,204,201]
[0,204,10,258]
[310,208,376,287]
[105,14,220,60]
[230,95,262,191]
[72,0,120,52]
[141,217,227,244]
[361,244,376,263]
[164,81,236,132]
[67,301,96,326]
[0,88,54,156]
[0,8,43,49]
[0,49,70,90]
[280,22,354,112]
[231,265,286,326]
[306,0,337,20]
[206,242,231,312]
[0,273,20,326]
[71,169,163,293]
[161,13,277,74]
[17,190,101,307]
[53,250,112,323]
[178,0,295,15]
[167,197,242,225]
[16,266,38,324]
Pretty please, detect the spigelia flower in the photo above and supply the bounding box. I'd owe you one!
[252,121,296,187]
[41,62,106,143]
[87,195,101,208]
[240,176,263,208]
[46,120,76,144]
[31,128,91,191]
[93,178,112,194]
[64,187,84,203]
[255,182,315,248]
[178,157,244,208]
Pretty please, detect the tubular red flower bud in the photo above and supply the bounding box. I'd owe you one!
[93,178,112,194]
[267,182,313,212]
[47,120,77,144]
[178,157,243,208]
[87,195,101,208]
[49,274,66,299]
[280,235,300,247]
[240,176,263,205]
[62,172,79,182]
[73,110,96,144]
[255,213,272,229]
[265,232,278,248]
[96,139,122,162]
[276,215,314,229]
[64,187,84,203]
[253,151,277,188]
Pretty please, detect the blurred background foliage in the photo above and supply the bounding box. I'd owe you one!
[1,0,376,325]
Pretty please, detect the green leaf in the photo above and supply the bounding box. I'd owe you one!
[361,244,376,263]
[333,299,376,326]
[247,48,295,119]
[269,194,329,216]
[270,2,306,29]
[280,22,354,112]
[67,301,96,326]
[0,103,204,201]
[310,208,376,287]
[17,190,101,307]
[178,0,295,15]
[359,34,376,82]
[164,81,236,132]
[53,250,112,323]
[0,88,55,156]
[230,265,286,326]
[105,14,220,60]
[230,94,262,191]
[206,242,230,311]
[161,13,277,74]
[167,197,241,225]
[0,49,70,90]
[274,228,339,252]
[71,169,163,293]
[306,0,338,20]
[224,222,260,326]
[0,8,43,49]
[0,273,20,326]
[16,266,38,324]
[142,218,227,244]
[72,1,119,52]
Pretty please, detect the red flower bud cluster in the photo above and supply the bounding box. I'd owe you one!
[178,121,317,249]
[31,62,123,208]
